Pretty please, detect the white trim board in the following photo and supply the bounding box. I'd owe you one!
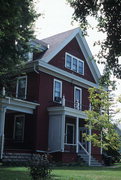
[0,97,39,114]
[38,60,100,89]
[48,106,87,119]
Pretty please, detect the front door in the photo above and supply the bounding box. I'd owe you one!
[66,123,75,144]
[79,127,88,151]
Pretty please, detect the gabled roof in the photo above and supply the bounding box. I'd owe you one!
[35,27,101,83]
[40,28,78,59]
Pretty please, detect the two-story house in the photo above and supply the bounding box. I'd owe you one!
[0,27,102,166]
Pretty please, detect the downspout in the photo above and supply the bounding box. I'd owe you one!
[34,63,39,74]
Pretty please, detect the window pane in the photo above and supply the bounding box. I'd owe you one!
[17,77,26,99]
[73,58,77,72]
[54,81,61,98]
[66,54,71,69]
[75,89,81,103]
[78,61,84,74]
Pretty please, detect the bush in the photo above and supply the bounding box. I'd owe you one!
[28,153,52,180]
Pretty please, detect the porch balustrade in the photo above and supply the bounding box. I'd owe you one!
[61,96,90,111]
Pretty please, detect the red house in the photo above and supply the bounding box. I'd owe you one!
[0,28,102,166]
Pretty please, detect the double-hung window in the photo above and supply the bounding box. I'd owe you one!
[74,87,82,110]
[53,79,62,103]
[16,76,27,99]
[65,53,84,75]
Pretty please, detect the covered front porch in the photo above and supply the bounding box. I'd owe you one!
[0,97,38,159]
[48,106,92,165]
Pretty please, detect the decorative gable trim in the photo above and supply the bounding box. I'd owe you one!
[39,28,101,83]
[75,33,100,83]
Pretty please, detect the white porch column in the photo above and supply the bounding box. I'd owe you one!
[76,117,79,153]
[61,113,65,152]
[0,106,6,159]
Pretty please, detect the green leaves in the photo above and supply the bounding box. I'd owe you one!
[67,0,121,79]
[0,0,38,87]
[84,87,121,151]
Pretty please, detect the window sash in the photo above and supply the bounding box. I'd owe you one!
[78,61,84,75]
[53,79,62,100]
[74,87,82,110]
[66,54,72,69]
[73,58,77,72]
[16,76,27,99]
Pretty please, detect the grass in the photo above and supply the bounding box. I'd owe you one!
[0,165,121,180]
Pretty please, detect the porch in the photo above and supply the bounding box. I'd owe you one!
[0,96,39,159]
[48,106,92,165]
[48,104,102,166]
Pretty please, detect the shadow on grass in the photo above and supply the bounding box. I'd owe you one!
[52,165,121,172]
[0,167,30,180]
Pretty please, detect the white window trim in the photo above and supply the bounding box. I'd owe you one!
[13,115,25,142]
[53,79,62,101]
[74,86,82,110]
[66,123,75,144]
[16,76,27,99]
[65,52,84,75]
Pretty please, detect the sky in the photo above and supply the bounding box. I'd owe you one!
[34,0,121,123]
[34,0,105,70]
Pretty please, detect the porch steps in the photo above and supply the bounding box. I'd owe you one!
[2,153,32,166]
[78,151,103,166]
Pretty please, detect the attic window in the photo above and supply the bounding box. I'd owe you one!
[65,53,84,75]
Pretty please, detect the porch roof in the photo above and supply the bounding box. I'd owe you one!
[0,97,39,114]
[48,106,87,119]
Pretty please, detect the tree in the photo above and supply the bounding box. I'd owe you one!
[67,0,121,80]
[0,0,38,88]
[84,87,120,152]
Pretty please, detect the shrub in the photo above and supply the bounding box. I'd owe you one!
[28,153,52,180]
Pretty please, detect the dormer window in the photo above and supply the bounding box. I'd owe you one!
[16,76,27,99]
[65,53,84,75]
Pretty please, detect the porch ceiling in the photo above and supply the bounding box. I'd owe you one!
[0,97,39,114]
[48,106,87,119]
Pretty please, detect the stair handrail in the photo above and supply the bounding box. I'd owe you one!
[78,141,89,156]
[78,141,92,166]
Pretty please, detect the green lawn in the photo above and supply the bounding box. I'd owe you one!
[0,165,121,180]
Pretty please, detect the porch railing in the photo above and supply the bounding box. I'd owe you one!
[78,141,91,166]
[50,95,90,111]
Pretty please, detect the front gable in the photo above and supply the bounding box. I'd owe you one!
[49,37,96,83]
[37,28,101,85]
